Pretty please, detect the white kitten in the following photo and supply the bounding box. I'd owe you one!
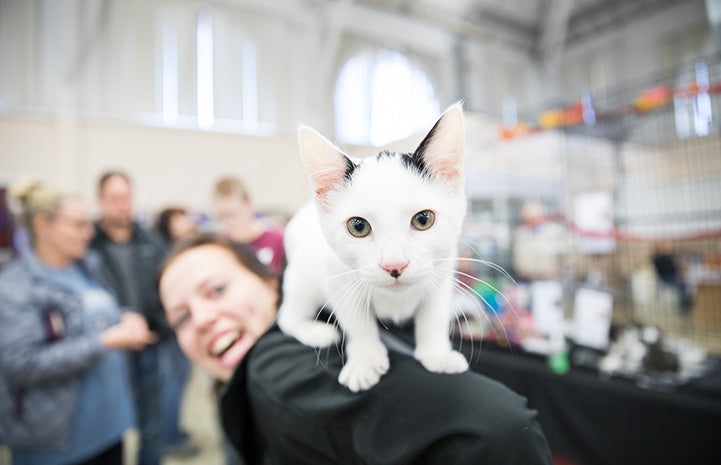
[278,104,469,392]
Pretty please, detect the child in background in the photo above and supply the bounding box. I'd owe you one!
[212,177,285,274]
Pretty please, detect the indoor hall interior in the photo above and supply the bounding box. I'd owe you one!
[1,0,721,465]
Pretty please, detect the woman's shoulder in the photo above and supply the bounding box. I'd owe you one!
[0,256,85,318]
[246,325,529,420]
[248,325,342,394]
[0,257,34,298]
[234,326,552,464]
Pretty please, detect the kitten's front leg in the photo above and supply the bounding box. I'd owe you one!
[336,312,389,392]
[277,263,339,348]
[414,278,469,374]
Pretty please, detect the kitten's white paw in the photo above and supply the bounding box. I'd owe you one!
[338,345,390,392]
[291,321,339,348]
[415,349,469,374]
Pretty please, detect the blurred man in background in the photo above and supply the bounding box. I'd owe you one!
[89,171,172,465]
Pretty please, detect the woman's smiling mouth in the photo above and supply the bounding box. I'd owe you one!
[210,330,241,357]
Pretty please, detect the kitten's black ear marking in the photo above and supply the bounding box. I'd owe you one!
[298,126,357,209]
[343,156,357,181]
[408,129,434,177]
[411,103,465,188]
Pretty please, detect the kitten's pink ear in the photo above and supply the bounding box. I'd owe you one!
[413,103,465,189]
[298,126,355,208]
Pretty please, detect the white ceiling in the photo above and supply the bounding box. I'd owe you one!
[350,0,696,52]
[217,0,701,68]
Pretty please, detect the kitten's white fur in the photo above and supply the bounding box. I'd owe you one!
[278,104,468,392]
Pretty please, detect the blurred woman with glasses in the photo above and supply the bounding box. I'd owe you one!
[0,178,155,465]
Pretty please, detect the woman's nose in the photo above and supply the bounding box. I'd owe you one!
[189,299,218,331]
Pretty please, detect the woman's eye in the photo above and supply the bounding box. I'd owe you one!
[171,311,191,330]
[411,210,436,231]
[210,285,226,298]
[346,217,371,238]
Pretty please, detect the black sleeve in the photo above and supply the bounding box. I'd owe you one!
[221,326,553,465]
[138,229,173,339]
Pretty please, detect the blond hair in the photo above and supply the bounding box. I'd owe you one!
[9,177,65,245]
[213,177,250,201]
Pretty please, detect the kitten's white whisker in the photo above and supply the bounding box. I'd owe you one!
[311,276,363,364]
[446,280,492,327]
[335,277,367,357]
[444,281,467,357]
[421,276,467,355]
[373,286,389,332]
[460,237,498,267]
[363,283,384,333]
[451,270,521,323]
[435,269,512,348]
[314,275,361,321]
[451,276,492,362]
[434,257,517,285]
[306,268,361,291]
[445,277,493,331]
[453,303,474,360]
[447,280,491,364]
[459,237,482,255]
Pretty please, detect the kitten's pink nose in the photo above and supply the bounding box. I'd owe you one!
[381,262,408,278]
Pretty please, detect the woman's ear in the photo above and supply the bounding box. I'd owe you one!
[269,277,280,293]
[33,213,52,238]
[268,277,282,309]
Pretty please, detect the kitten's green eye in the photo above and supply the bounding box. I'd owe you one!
[347,217,371,238]
[411,210,435,231]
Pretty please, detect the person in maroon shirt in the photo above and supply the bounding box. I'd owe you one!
[212,177,285,275]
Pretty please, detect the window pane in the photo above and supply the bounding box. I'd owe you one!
[336,48,439,146]
[196,9,214,130]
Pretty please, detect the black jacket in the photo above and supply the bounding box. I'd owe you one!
[89,222,171,340]
[221,325,553,465]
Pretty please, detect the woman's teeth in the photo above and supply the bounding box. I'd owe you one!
[211,330,240,356]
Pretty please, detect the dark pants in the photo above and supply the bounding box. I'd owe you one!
[75,441,123,465]
[130,345,163,465]
[158,336,192,447]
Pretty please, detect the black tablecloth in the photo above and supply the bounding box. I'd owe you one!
[464,344,721,465]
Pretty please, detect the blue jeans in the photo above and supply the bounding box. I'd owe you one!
[130,345,163,465]
[158,336,192,447]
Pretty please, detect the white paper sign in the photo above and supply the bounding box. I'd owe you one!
[531,280,564,336]
[574,191,615,254]
[573,287,613,350]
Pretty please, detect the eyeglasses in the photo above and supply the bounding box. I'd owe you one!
[55,216,94,231]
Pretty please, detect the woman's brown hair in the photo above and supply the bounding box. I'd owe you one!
[158,233,278,294]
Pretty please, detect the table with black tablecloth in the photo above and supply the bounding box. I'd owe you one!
[463,343,721,465]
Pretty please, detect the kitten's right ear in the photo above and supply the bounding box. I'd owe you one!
[298,126,356,209]
[411,103,465,190]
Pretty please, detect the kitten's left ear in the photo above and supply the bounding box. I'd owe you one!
[411,103,465,189]
[298,125,357,209]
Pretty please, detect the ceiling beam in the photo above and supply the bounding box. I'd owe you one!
[538,0,573,62]
[360,0,535,51]
[472,9,538,50]
[566,0,696,44]
[66,0,111,83]
[316,0,354,98]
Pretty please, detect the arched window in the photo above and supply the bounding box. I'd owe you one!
[334,48,440,146]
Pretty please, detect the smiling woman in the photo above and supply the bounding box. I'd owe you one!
[157,233,553,465]
[159,236,277,382]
